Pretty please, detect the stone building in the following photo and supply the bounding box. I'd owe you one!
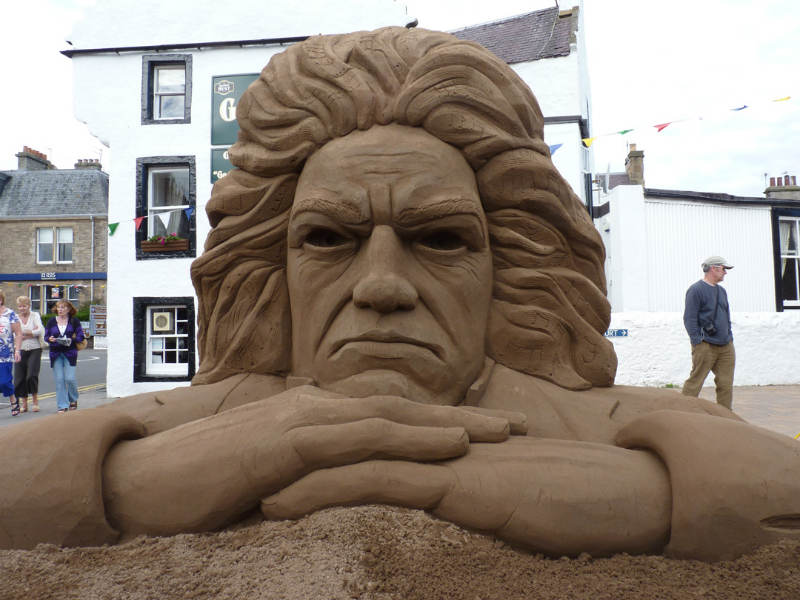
[0,146,107,316]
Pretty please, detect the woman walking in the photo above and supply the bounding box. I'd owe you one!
[44,300,84,414]
[14,296,44,413]
[0,291,23,416]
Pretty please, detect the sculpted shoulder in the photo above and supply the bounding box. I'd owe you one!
[478,363,740,445]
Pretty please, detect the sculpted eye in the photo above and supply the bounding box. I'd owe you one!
[304,228,350,248]
[417,230,466,252]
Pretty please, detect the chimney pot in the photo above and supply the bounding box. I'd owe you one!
[793,176,797,186]
[770,177,776,186]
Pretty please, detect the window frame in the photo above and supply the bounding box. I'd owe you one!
[772,208,800,311]
[133,296,196,383]
[135,156,196,260]
[36,226,73,264]
[141,54,192,125]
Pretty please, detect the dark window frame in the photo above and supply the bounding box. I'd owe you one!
[133,296,196,382]
[141,54,192,125]
[771,207,800,311]
[135,156,196,260]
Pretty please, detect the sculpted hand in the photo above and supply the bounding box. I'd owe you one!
[102,386,526,537]
[261,437,672,557]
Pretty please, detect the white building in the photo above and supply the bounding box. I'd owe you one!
[66,1,595,396]
[595,147,800,386]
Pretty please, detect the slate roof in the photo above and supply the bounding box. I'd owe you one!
[451,6,578,65]
[0,168,108,218]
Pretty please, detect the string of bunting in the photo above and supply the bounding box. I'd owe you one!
[108,206,195,236]
[578,95,793,149]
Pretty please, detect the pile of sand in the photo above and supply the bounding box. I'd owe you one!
[2,505,798,599]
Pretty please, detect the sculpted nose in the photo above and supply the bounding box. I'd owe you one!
[353,227,418,313]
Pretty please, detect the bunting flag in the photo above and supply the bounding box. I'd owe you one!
[548,143,563,155]
[184,206,195,219]
[156,212,171,231]
[133,216,145,231]
[578,93,793,149]
[108,223,119,236]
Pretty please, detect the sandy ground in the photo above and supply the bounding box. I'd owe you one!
[2,505,799,600]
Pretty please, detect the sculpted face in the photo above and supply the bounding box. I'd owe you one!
[286,124,493,405]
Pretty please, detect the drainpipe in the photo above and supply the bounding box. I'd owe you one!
[90,215,95,302]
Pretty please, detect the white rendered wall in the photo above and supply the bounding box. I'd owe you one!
[71,4,412,397]
[609,311,800,387]
[544,122,587,207]
[513,54,581,117]
[600,185,777,313]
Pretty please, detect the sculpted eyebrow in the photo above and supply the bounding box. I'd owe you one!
[291,197,369,225]
[395,198,483,228]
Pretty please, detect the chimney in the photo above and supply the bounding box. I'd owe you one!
[74,158,102,170]
[624,143,644,185]
[15,146,55,171]
[765,174,800,201]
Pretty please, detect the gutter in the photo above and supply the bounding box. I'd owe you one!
[61,35,310,57]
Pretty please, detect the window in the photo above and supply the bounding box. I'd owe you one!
[29,286,41,313]
[57,227,73,262]
[135,156,196,259]
[778,216,800,308]
[36,226,73,264]
[153,65,185,120]
[142,54,192,124]
[133,297,195,382]
[43,285,80,313]
[36,228,53,263]
[148,166,190,238]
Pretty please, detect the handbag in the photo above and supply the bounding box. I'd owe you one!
[71,317,89,351]
[36,313,48,349]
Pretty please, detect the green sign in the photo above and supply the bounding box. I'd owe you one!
[211,74,259,146]
[211,148,233,184]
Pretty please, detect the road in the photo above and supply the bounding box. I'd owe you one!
[13,348,107,401]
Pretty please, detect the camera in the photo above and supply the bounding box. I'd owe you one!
[56,336,72,347]
[702,322,717,336]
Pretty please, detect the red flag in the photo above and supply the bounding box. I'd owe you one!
[134,216,145,231]
[654,123,671,132]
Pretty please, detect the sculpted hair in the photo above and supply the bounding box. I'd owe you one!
[191,27,616,389]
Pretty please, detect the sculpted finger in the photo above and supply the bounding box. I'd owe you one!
[297,393,512,442]
[285,418,468,468]
[261,460,452,520]
[458,407,528,435]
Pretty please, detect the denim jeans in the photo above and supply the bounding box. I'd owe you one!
[53,354,79,410]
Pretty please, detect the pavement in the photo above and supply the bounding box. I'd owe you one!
[1,384,799,440]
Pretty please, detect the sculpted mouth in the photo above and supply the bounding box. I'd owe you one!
[331,330,443,359]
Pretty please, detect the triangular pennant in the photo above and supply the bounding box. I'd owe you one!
[184,206,195,219]
[618,129,633,135]
[108,223,119,236]
[654,122,671,132]
[730,105,748,111]
[548,143,563,155]
[134,216,145,231]
[582,137,596,148]
[156,212,171,230]
[772,96,791,102]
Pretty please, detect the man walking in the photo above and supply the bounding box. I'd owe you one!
[682,256,735,409]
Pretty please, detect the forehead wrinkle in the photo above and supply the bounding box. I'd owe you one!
[341,150,440,175]
[291,197,369,225]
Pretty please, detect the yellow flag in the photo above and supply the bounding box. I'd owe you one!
[582,137,596,148]
[772,96,791,102]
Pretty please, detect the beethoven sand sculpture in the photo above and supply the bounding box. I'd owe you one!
[1,27,798,560]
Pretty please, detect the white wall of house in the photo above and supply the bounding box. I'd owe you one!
[597,186,776,312]
[71,2,413,397]
[609,311,800,387]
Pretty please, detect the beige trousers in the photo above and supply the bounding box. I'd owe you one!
[682,341,736,410]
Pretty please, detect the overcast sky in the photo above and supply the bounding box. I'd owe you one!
[2,0,798,197]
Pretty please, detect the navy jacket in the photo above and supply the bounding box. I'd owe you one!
[44,317,85,367]
[683,280,733,346]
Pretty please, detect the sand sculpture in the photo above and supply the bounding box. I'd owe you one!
[1,28,798,561]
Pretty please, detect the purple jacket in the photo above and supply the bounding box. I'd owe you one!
[45,317,85,367]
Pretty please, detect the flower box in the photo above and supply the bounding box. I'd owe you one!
[141,238,189,252]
